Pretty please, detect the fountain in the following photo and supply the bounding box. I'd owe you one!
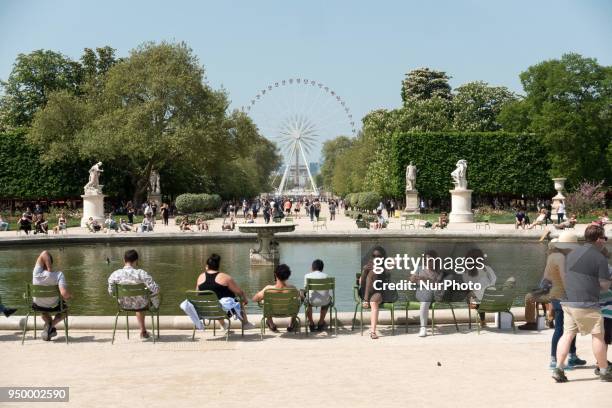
[237,223,296,265]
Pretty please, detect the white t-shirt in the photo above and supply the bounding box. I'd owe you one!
[32,264,67,308]
[462,265,497,301]
[557,203,565,214]
[304,270,331,306]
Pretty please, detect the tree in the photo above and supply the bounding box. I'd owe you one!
[0,50,83,128]
[28,42,279,203]
[320,136,354,188]
[401,67,452,104]
[499,53,612,185]
[452,81,517,131]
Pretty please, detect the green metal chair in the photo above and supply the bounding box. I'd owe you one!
[313,216,327,230]
[22,283,69,344]
[259,287,302,340]
[185,290,241,341]
[284,216,294,223]
[430,289,471,335]
[351,273,401,335]
[356,219,370,229]
[111,283,160,344]
[471,285,517,334]
[304,277,337,336]
[400,215,416,230]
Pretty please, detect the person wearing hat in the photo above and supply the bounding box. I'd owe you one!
[553,225,612,382]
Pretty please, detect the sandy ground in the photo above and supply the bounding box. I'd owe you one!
[0,325,609,408]
[0,203,603,238]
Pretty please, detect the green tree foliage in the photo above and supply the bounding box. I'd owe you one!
[452,81,517,131]
[0,130,84,198]
[499,53,612,185]
[320,135,353,188]
[175,193,222,213]
[0,50,83,128]
[401,67,452,104]
[391,132,552,200]
[27,42,279,202]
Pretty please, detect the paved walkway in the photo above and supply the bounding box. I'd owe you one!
[0,204,598,240]
[1,327,608,408]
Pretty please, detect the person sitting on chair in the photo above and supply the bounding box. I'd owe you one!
[104,214,119,232]
[360,246,389,339]
[180,216,192,231]
[0,214,9,231]
[139,215,153,232]
[462,248,497,327]
[515,209,527,229]
[32,250,72,341]
[34,214,49,234]
[554,213,577,230]
[119,218,131,232]
[195,253,253,328]
[253,264,301,332]
[107,249,160,339]
[432,212,449,229]
[527,208,547,229]
[18,213,32,234]
[86,217,101,232]
[304,259,332,332]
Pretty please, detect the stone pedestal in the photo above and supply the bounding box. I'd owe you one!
[404,190,419,214]
[449,189,473,223]
[551,177,566,216]
[148,193,162,207]
[80,193,106,227]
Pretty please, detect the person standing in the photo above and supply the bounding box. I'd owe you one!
[126,202,135,225]
[329,200,336,221]
[552,225,612,382]
[160,203,169,226]
[557,200,566,224]
[314,200,321,220]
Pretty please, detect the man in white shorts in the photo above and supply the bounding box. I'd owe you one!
[304,259,332,332]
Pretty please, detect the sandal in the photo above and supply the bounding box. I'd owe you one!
[370,331,379,340]
[266,319,278,332]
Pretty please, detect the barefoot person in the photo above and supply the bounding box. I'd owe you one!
[108,250,160,339]
[32,250,72,341]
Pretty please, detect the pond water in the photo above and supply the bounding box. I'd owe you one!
[0,239,570,314]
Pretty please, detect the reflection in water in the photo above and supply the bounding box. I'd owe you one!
[0,241,361,314]
[0,239,575,314]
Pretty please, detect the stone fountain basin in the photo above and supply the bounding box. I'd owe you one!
[237,223,296,234]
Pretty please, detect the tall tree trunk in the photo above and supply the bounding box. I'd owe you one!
[132,161,154,207]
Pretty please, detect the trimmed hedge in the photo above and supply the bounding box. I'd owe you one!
[344,191,381,211]
[391,132,554,199]
[175,193,221,214]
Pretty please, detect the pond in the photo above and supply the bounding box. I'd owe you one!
[0,238,571,314]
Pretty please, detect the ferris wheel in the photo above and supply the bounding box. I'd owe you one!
[242,78,357,196]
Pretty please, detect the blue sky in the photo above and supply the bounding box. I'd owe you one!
[1,0,610,154]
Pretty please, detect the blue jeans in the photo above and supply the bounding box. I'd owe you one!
[551,300,576,357]
[0,221,8,231]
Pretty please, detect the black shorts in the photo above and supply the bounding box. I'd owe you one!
[605,318,612,345]
[32,300,66,313]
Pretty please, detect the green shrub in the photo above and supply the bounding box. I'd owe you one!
[356,191,381,211]
[175,193,222,214]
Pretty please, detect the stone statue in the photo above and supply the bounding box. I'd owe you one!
[451,159,468,190]
[84,161,104,194]
[149,170,161,194]
[405,162,417,191]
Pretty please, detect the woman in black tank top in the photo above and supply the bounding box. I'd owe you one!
[198,271,235,299]
[195,254,253,326]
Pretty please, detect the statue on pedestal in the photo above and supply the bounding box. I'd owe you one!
[405,162,417,192]
[84,162,104,194]
[451,159,468,190]
[149,170,161,194]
